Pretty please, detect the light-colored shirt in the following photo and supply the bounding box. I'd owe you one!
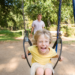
[32,20,45,34]
[28,45,57,65]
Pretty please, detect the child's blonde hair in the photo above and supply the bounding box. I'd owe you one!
[33,29,52,45]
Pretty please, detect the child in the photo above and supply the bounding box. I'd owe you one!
[22,29,62,75]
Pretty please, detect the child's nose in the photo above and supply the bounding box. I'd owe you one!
[42,42,45,45]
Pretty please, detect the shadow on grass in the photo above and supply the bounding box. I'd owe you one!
[0,36,17,41]
[62,40,75,44]
[0,29,22,41]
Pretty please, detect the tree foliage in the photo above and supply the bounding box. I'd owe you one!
[26,0,74,27]
[0,0,74,30]
[0,0,23,30]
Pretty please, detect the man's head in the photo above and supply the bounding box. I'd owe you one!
[37,14,42,20]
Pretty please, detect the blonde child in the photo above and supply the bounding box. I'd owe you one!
[22,29,62,75]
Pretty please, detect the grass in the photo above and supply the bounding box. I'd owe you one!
[0,29,75,44]
[0,29,22,41]
[62,40,75,44]
[52,40,75,45]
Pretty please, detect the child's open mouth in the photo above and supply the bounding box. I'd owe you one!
[41,47,46,49]
[41,47,47,51]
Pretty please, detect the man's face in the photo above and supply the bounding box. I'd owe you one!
[37,15,42,20]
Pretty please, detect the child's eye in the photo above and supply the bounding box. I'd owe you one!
[39,41,42,43]
[45,41,48,43]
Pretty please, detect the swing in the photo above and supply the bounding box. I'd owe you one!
[22,0,62,69]
[73,0,75,24]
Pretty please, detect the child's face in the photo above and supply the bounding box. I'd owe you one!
[37,34,50,55]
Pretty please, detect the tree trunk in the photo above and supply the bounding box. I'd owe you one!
[47,18,51,27]
[11,26,13,31]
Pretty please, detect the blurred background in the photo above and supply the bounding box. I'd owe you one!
[0,0,75,41]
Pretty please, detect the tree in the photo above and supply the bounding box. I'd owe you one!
[25,0,74,27]
[26,0,59,27]
[0,0,23,30]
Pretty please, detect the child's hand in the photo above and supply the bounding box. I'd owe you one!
[21,54,25,59]
[59,56,63,61]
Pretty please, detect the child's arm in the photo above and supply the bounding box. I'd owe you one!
[52,55,63,61]
[52,55,58,58]
[21,50,30,59]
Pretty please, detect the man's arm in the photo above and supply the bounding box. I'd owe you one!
[42,27,44,29]
[30,27,34,36]
[42,21,45,29]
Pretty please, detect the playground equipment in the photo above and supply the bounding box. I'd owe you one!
[22,0,75,69]
[22,0,62,69]
[73,0,75,23]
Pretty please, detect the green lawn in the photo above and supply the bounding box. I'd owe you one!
[62,40,75,44]
[0,29,75,44]
[0,29,22,41]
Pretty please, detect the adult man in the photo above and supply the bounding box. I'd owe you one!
[30,14,45,36]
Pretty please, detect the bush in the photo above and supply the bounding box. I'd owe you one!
[47,24,57,31]
[67,27,75,37]
[47,25,75,37]
[61,26,75,37]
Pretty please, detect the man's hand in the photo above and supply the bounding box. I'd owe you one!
[30,27,34,37]
[30,33,33,37]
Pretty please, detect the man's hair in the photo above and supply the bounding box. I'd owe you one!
[37,14,42,17]
[32,29,52,45]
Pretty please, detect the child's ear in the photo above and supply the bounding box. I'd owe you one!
[36,45,37,46]
[35,44,38,46]
[33,44,37,46]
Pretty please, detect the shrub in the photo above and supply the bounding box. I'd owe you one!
[67,27,75,37]
[61,26,75,37]
[47,25,75,37]
[47,24,57,31]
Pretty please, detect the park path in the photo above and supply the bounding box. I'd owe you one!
[0,37,75,75]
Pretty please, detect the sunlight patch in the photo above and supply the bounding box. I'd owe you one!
[7,46,14,49]
[0,64,5,71]
[5,58,18,72]
[71,44,75,46]
[0,34,5,36]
